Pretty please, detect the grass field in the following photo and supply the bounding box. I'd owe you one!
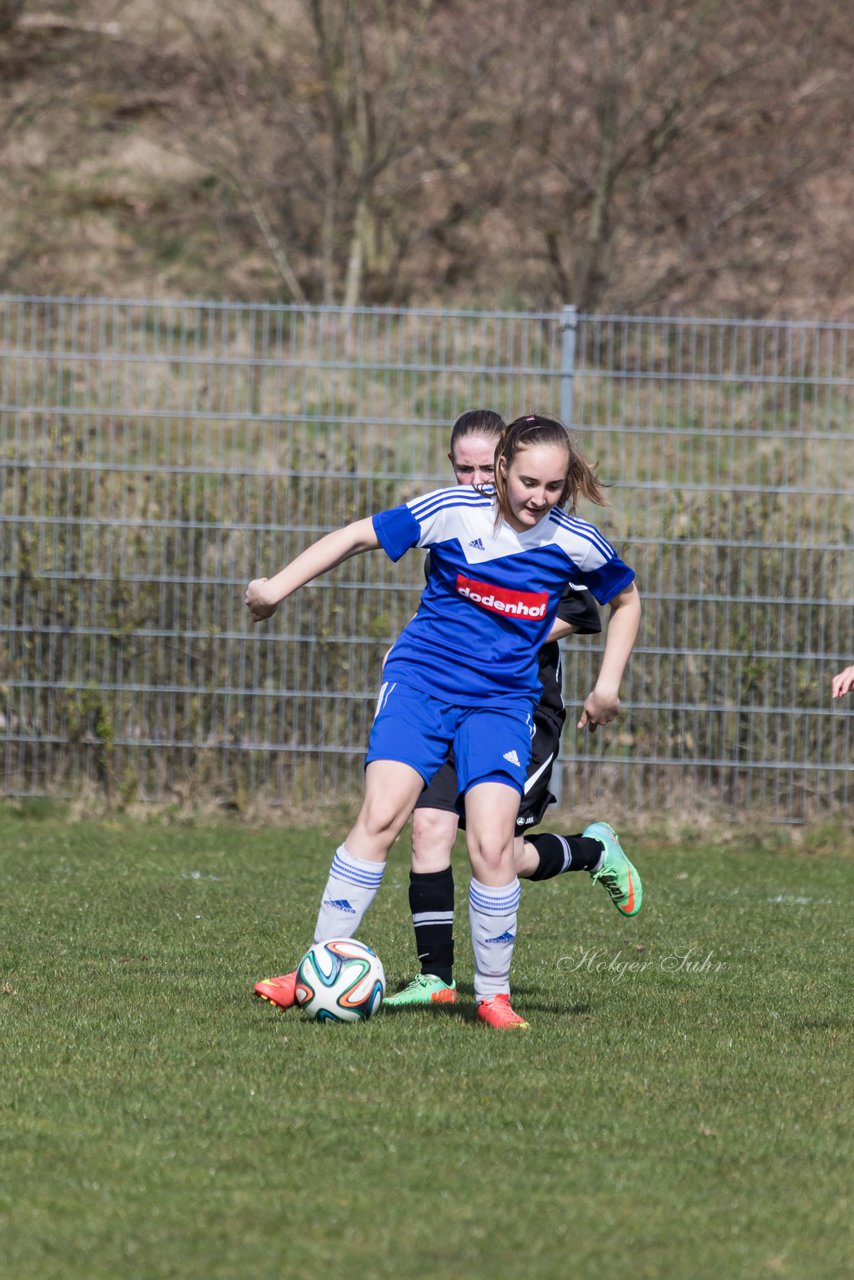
[1,806,851,1280]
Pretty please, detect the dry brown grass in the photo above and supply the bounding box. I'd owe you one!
[1,1,853,315]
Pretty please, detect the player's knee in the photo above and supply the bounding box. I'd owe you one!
[466,832,513,877]
[411,809,457,871]
[356,795,409,842]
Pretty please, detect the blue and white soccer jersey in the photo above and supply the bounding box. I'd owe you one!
[373,486,635,706]
[366,486,635,796]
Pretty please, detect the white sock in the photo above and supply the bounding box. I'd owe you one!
[468,876,521,1003]
[313,845,385,943]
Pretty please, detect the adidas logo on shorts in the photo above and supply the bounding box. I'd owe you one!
[503,749,521,767]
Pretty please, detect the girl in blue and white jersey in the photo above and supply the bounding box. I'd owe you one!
[246,414,641,1029]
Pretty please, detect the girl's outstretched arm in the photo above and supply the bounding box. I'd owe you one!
[245,516,380,622]
[577,581,641,732]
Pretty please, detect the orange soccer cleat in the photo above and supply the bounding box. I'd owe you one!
[476,993,530,1030]
[254,970,298,1009]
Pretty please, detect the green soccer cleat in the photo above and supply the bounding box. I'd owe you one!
[383,974,458,1007]
[585,821,643,916]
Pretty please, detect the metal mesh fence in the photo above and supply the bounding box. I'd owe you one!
[1,297,851,823]
[568,314,853,822]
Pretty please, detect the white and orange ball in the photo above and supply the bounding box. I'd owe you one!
[295,938,385,1023]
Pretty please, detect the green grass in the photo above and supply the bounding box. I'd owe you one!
[1,811,851,1280]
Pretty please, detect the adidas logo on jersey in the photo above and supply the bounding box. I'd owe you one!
[503,749,521,767]
[468,537,485,550]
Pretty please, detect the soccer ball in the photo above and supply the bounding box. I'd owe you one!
[295,938,385,1023]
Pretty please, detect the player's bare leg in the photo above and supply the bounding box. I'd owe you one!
[344,759,426,861]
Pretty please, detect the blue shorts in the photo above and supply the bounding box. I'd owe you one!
[365,681,534,797]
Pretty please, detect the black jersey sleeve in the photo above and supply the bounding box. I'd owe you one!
[556,585,601,635]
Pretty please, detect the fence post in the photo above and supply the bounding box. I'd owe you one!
[560,303,577,426]
[553,304,578,811]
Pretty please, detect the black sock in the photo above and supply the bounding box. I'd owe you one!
[526,832,604,880]
[409,868,454,985]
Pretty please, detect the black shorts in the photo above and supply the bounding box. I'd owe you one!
[413,704,565,832]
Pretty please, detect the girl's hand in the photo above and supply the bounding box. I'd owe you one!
[832,664,854,698]
[577,686,620,733]
[245,578,279,623]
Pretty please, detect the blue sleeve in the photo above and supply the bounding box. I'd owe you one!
[583,557,636,605]
[372,504,422,563]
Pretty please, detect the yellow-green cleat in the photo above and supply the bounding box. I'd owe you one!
[585,821,643,916]
[383,974,457,1007]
